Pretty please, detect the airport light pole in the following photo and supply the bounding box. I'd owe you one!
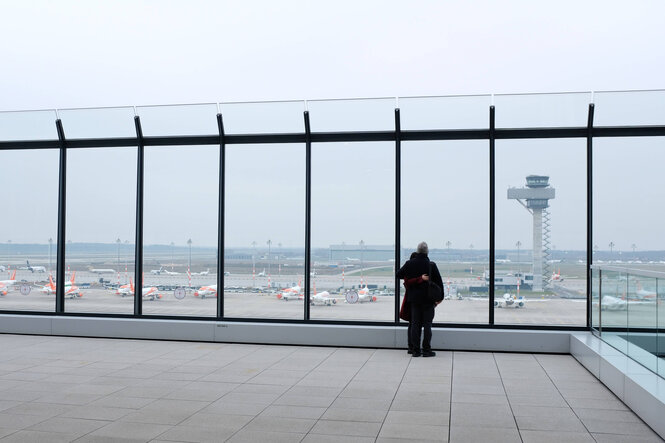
[267,239,272,278]
[170,242,174,271]
[359,240,365,286]
[609,241,615,261]
[516,240,522,273]
[48,238,53,274]
[116,238,121,272]
[251,241,256,286]
[278,242,282,276]
[187,238,192,272]
[631,243,637,257]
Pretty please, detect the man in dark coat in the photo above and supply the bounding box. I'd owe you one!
[396,241,443,357]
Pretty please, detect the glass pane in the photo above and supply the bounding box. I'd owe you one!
[591,268,600,331]
[658,277,665,378]
[143,145,219,316]
[224,144,304,320]
[401,140,489,324]
[307,98,395,132]
[136,104,218,136]
[626,274,658,373]
[594,90,665,126]
[601,270,628,355]
[0,110,57,140]
[0,149,58,312]
[495,138,586,325]
[494,92,591,128]
[65,148,136,314]
[59,107,136,139]
[399,95,491,130]
[219,101,305,134]
[593,137,665,264]
[311,142,395,321]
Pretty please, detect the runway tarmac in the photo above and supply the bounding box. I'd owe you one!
[0,285,587,325]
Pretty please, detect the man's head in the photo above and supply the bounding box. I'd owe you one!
[417,241,428,255]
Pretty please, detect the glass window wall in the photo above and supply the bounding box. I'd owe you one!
[0,149,58,312]
[401,140,489,324]
[224,144,305,319]
[310,141,395,321]
[143,145,219,317]
[495,138,586,326]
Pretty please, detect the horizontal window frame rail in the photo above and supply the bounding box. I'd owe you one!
[3,125,665,150]
[0,308,587,330]
[592,264,665,279]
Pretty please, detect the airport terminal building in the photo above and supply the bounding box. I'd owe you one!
[1,91,665,441]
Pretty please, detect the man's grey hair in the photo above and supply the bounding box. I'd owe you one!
[417,241,429,255]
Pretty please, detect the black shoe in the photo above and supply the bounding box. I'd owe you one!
[422,351,436,357]
[407,349,414,355]
[412,351,422,357]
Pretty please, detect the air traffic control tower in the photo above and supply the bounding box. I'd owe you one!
[507,175,555,292]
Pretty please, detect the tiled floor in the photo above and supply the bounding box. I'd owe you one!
[0,334,661,443]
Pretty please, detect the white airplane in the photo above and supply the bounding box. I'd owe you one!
[632,282,657,301]
[277,280,303,301]
[25,260,46,273]
[550,269,564,282]
[600,295,627,311]
[357,285,377,303]
[115,278,162,300]
[0,265,5,272]
[346,257,360,262]
[310,283,337,306]
[194,284,217,298]
[494,293,525,308]
[0,270,17,296]
[257,268,267,277]
[150,267,164,275]
[193,269,210,276]
[90,268,115,274]
[162,269,180,276]
[39,272,82,298]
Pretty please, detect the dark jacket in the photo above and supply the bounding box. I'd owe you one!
[396,253,444,305]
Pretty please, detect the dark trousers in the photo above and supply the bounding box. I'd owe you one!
[410,303,435,352]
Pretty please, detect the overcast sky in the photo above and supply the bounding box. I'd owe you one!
[1,1,664,251]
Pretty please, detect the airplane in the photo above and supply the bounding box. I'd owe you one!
[0,270,17,296]
[90,268,115,274]
[357,285,377,303]
[494,293,525,308]
[25,260,46,273]
[115,278,162,300]
[599,295,627,311]
[632,282,657,301]
[150,267,164,275]
[277,280,303,301]
[310,283,337,306]
[194,284,217,298]
[257,268,267,277]
[550,269,564,282]
[0,265,5,272]
[39,272,82,298]
[192,269,210,276]
[224,271,230,276]
[162,269,180,276]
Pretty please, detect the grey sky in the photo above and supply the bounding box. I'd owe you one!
[1,1,664,250]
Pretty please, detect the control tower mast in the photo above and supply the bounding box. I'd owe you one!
[507,175,555,292]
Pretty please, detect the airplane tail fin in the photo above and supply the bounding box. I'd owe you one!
[49,274,55,289]
[10,270,16,280]
[70,271,76,284]
[130,278,135,293]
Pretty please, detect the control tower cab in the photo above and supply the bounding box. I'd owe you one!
[507,175,555,292]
